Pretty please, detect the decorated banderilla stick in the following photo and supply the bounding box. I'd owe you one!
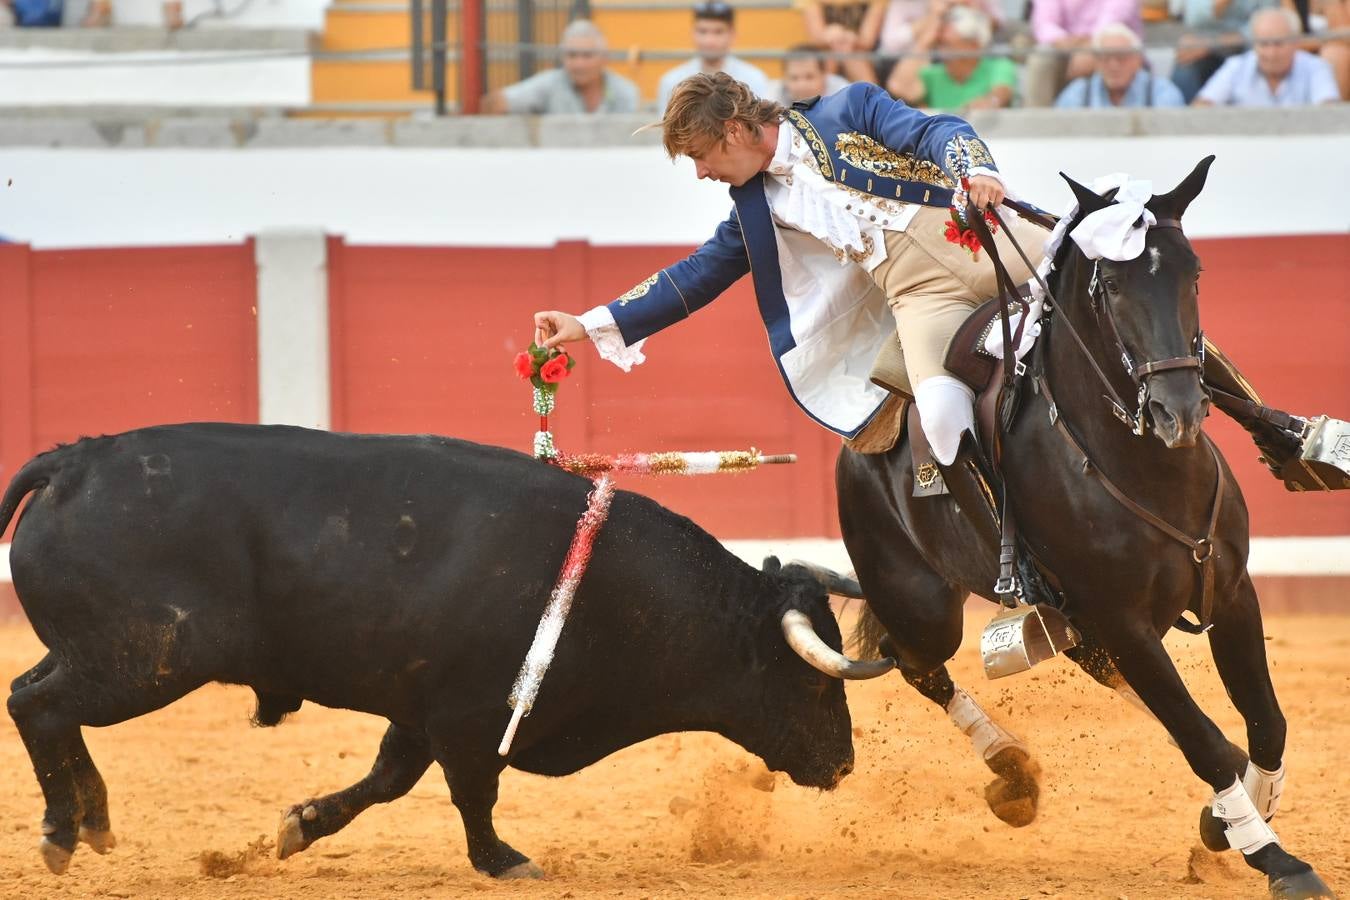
[498,475,615,757]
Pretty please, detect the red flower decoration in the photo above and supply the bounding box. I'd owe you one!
[540,355,571,384]
[514,351,533,379]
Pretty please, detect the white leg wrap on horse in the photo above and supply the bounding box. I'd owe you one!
[1212,776,1280,854]
[914,376,976,467]
[1242,760,1285,821]
[946,687,1022,761]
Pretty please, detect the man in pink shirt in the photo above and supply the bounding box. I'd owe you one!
[1024,0,1143,105]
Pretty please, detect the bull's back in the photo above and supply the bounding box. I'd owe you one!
[8,423,600,712]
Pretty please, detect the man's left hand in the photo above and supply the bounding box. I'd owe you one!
[967,174,1004,211]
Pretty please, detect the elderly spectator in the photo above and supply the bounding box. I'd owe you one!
[776,43,852,102]
[1168,0,1275,101]
[484,20,639,115]
[888,6,1018,108]
[797,0,887,83]
[658,1,773,110]
[1024,0,1143,106]
[1055,23,1186,104]
[1195,6,1341,102]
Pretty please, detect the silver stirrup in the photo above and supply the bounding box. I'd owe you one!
[980,601,1081,680]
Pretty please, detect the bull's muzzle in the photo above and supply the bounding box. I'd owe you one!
[781,610,895,680]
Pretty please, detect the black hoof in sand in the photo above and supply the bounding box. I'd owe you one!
[1270,869,1337,900]
[1198,804,1230,852]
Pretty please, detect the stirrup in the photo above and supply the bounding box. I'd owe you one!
[980,600,1081,680]
[1283,415,1350,491]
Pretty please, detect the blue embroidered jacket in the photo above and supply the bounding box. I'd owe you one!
[607,82,999,438]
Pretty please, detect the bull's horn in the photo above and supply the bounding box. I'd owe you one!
[781,610,895,680]
[787,561,865,599]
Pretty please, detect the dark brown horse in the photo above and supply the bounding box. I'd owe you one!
[838,158,1335,899]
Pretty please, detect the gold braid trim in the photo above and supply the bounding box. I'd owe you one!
[616,272,660,306]
[785,111,834,180]
[835,132,954,189]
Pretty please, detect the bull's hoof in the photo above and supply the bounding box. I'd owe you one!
[984,747,1040,828]
[39,837,73,875]
[276,806,315,860]
[78,826,117,855]
[498,860,545,880]
[1270,869,1337,899]
[1198,804,1230,852]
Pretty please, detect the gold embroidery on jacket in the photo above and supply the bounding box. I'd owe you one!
[835,132,955,189]
[616,273,660,305]
[830,232,876,264]
[785,112,834,179]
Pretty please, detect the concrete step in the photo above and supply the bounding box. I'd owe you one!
[0,26,310,52]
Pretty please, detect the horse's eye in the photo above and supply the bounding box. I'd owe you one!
[1102,278,1121,294]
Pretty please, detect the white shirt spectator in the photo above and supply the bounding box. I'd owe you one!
[1197,48,1341,105]
[501,69,641,114]
[658,56,773,110]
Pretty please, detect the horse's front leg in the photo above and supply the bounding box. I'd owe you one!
[1201,573,1288,848]
[1093,610,1334,900]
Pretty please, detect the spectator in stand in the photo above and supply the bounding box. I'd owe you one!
[1310,0,1350,98]
[797,0,887,83]
[1024,0,1143,106]
[876,0,1005,60]
[81,0,183,28]
[2,0,62,26]
[1168,0,1274,101]
[1194,6,1341,102]
[888,6,1018,108]
[1055,22,1187,104]
[658,1,772,110]
[776,43,852,103]
[484,20,640,115]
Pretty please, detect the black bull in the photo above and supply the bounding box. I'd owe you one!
[0,424,880,879]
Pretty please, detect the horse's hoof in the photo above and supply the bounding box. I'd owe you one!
[1270,869,1337,899]
[984,747,1040,828]
[78,826,117,854]
[39,837,73,875]
[1198,804,1230,852]
[498,860,545,880]
[276,809,311,860]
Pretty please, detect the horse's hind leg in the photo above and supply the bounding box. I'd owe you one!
[1093,613,1333,899]
[277,721,432,860]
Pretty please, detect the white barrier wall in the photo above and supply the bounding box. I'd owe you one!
[1,134,1349,249]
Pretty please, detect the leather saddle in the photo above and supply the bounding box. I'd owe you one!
[860,290,1032,496]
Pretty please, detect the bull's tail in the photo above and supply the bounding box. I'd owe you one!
[0,454,57,538]
[848,604,889,661]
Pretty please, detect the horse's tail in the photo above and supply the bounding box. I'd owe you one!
[848,604,890,660]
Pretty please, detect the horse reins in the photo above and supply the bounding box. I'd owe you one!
[969,200,1225,631]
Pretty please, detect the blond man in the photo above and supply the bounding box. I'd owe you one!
[533,73,1045,469]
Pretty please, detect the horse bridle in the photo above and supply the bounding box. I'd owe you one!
[1082,217,1206,436]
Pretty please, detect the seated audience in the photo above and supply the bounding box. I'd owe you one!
[1309,0,1350,98]
[1055,22,1186,104]
[888,6,1018,108]
[658,1,772,110]
[776,43,852,102]
[3,0,63,26]
[81,0,183,28]
[797,0,887,83]
[1024,0,1143,106]
[484,20,640,115]
[1168,0,1274,101]
[1194,6,1341,103]
[876,0,1005,58]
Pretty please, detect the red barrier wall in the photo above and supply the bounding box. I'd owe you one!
[0,242,259,538]
[2,234,1346,544]
[329,233,1350,538]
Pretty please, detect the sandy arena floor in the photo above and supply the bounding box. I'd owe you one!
[0,613,1346,900]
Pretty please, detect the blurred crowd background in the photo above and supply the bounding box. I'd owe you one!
[0,0,1344,115]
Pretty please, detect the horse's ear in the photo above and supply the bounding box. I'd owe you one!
[1059,171,1113,217]
[1147,155,1215,221]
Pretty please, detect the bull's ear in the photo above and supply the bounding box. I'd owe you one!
[761,556,782,574]
[1060,171,1113,217]
[1147,155,1215,221]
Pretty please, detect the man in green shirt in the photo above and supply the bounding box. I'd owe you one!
[888,6,1017,110]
